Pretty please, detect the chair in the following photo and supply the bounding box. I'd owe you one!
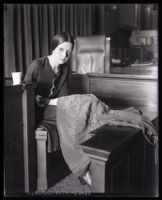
[70,35,111,74]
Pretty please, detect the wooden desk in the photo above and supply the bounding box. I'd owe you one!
[4,82,36,195]
[80,124,157,195]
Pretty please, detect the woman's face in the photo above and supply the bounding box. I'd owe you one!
[52,41,73,65]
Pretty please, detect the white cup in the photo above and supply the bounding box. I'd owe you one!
[12,72,22,85]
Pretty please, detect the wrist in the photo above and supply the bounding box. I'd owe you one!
[49,98,58,106]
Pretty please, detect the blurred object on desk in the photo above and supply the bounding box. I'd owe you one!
[131,61,154,67]
[129,30,158,64]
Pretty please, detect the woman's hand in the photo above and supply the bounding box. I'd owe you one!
[49,98,58,106]
[36,95,46,107]
[36,95,58,107]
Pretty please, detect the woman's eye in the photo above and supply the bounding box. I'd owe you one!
[59,48,63,52]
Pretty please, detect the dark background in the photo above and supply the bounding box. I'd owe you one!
[4,3,158,77]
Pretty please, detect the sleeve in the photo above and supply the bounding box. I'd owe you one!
[24,60,50,107]
[57,79,70,97]
[36,95,50,107]
[23,60,38,82]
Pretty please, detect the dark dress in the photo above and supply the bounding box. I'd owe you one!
[24,56,70,151]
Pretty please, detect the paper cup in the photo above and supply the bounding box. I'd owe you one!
[12,72,22,85]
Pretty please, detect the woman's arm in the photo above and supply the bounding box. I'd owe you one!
[24,60,38,82]
[36,95,58,106]
[24,60,52,107]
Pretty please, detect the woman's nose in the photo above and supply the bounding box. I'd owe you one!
[61,51,65,57]
[62,51,68,58]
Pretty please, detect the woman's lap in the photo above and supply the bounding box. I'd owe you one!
[42,105,57,126]
[40,105,60,151]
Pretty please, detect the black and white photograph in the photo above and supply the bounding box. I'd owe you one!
[3,3,159,197]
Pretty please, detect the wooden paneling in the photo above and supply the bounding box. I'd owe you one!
[89,76,157,110]
[68,73,158,115]
[4,83,36,195]
[68,73,89,94]
[4,126,24,194]
[4,89,23,129]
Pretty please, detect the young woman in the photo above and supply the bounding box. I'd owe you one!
[24,32,92,187]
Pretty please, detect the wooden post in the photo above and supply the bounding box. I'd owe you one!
[85,152,109,192]
[22,83,37,193]
[35,128,48,192]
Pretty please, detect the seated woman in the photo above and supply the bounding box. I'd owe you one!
[24,32,158,189]
[24,32,92,186]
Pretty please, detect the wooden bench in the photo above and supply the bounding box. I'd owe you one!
[35,73,158,195]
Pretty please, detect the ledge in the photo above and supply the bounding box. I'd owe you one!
[87,72,158,81]
[80,125,141,161]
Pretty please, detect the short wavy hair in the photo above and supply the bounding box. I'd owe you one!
[50,32,74,52]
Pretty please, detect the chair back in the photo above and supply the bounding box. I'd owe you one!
[70,35,110,74]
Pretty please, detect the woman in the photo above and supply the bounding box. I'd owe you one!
[24,32,92,186]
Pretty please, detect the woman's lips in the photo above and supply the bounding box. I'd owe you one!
[60,58,66,62]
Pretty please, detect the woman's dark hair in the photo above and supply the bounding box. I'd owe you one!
[50,32,74,52]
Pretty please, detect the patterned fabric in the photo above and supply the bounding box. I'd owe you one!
[56,94,158,177]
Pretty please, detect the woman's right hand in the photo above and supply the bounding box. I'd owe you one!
[36,95,46,107]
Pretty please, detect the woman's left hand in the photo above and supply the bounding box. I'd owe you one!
[49,98,58,106]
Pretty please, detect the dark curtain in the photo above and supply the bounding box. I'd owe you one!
[136,4,158,30]
[4,4,105,78]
